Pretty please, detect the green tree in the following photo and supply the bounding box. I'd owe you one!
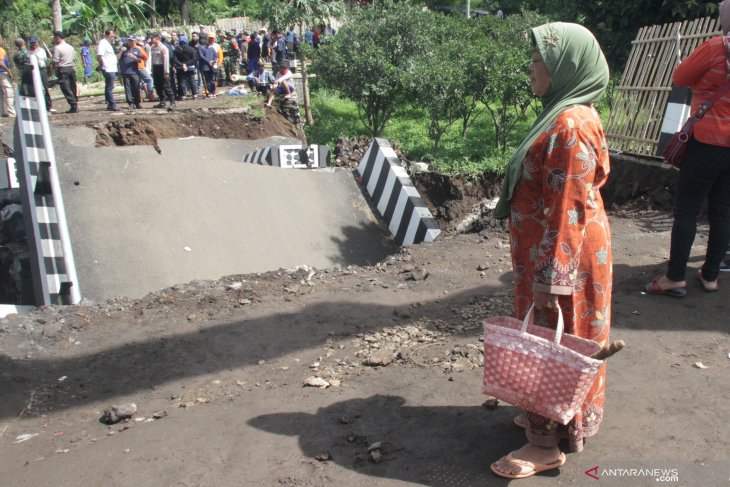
[0,0,52,38]
[312,0,431,136]
[406,14,479,149]
[475,10,549,152]
[574,0,720,69]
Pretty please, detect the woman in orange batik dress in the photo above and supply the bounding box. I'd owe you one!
[490,22,612,479]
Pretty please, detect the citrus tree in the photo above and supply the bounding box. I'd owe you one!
[312,0,431,136]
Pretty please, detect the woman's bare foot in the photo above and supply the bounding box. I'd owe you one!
[698,269,719,292]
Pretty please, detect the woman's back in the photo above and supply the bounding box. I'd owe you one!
[673,36,730,147]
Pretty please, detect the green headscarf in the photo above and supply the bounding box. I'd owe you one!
[493,22,609,218]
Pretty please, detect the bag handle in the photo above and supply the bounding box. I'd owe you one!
[691,37,730,120]
[520,303,565,345]
[693,78,730,119]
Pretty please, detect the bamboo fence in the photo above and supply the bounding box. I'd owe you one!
[605,17,722,157]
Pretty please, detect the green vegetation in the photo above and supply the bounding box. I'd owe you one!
[307,2,551,175]
[0,0,714,176]
[306,89,537,178]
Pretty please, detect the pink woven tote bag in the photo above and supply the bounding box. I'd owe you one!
[482,305,603,425]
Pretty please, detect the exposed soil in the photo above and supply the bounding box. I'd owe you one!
[1,94,728,486]
[1,215,728,486]
[333,136,506,234]
[92,109,301,149]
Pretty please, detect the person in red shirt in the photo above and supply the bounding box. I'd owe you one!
[646,0,730,296]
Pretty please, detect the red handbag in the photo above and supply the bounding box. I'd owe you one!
[663,78,730,168]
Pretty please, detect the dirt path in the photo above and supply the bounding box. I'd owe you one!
[0,211,728,486]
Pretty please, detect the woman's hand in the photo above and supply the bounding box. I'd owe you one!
[534,291,559,310]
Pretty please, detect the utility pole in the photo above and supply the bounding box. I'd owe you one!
[466,0,470,19]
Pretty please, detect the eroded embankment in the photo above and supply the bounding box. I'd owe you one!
[92,109,303,149]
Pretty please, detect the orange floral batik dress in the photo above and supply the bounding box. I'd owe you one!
[508,104,612,453]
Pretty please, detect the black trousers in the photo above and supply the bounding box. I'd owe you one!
[169,69,177,98]
[152,65,174,104]
[122,73,141,106]
[56,66,77,110]
[667,137,730,282]
[38,69,52,110]
[20,67,53,110]
[176,68,197,97]
[201,70,216,95]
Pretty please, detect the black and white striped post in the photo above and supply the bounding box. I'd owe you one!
[13,54,80,305]
[657,27,693,156]
[358,138,440,246]
[657,86,692,155]
[241,144,330,168]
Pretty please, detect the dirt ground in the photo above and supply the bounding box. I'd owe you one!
[0,95,729,487]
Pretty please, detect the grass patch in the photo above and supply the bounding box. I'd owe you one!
[305,90,521,178]
[306,89,611,178]
[306,89,370,142]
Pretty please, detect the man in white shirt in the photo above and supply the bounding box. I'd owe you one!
[97,29,119,111]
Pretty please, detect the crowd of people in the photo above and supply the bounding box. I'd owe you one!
[0,23,337,115]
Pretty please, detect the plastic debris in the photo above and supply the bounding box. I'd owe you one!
[12,433,39,444]
[183,247,192,252]
[693,362,709,369]
[58,376,68,382]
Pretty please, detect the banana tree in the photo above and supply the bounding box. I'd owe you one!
[62,0,153,38]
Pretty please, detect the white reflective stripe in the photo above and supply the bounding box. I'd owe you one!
[377,170,397,215]
[46,273,63,294]
[36,206,58,224]
[41,238,63,257]
[660,102,692,133]
[389,191,408,235]
[358,144,373,175]
[366,151,386,194]
[403,212,421,245]
[425,228,441,242]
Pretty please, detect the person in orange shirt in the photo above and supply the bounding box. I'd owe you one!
[117,35,146,109]
[133,38,150,101]
[646,0,730,296]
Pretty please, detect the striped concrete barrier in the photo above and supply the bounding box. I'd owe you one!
[13,58,80,305]
[242,144,330,168]
[657,85,692,156]
[358,138,440,246]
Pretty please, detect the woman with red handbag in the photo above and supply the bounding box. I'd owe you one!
[645,1,730,297]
